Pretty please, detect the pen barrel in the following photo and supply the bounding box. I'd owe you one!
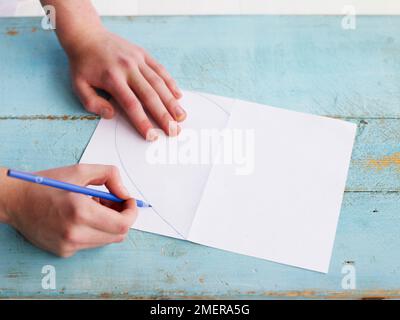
[7,169,150,207]
[8,169,44,184]
[7,169,123,202]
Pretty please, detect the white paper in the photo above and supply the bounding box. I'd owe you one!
[80,91,233,239]
[187,100,356,272]
[80,90,356,272]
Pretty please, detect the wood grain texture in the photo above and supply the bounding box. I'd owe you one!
[0,16,399,299]
[0,192,399,299]
[1,16,400,117]
[0,118,399,191]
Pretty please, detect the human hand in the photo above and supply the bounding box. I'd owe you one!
[66,29,186,140]
[0,165,137,257]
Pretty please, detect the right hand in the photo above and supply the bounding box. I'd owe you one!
[0,164,137,257]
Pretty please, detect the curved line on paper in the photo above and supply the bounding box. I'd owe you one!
[113,91,231,240]
[114,116,186,239]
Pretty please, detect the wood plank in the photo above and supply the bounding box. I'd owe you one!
[0,191,399,299]
[10,0,400,16]
[0,118,398,191]
[1,15,399,299]
[0,16,399,117]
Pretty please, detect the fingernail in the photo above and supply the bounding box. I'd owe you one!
[168,120,180,136]
[174,105,186,121]
[146,128,159,142]
[101,108,113,119]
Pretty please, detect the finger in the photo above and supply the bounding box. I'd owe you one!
[99,197,140,213]
[75,164,130,200]
[99,197,124,211]
[74,79,115,119]
[129,69,180,136]
[84,198,138,235]
[145,54,182,99]
[106,77,157,141]
[140,65,186,122]
[72,225,128,246]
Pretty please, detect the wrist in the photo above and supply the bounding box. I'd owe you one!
[41,0,105,57]
[0,168,22,225]
[58,20,106,58]
[0,168,11,223]
[40,0,104,55]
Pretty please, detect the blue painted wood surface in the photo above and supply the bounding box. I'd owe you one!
[0,16,399,299]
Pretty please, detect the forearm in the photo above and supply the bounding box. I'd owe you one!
[40,0,104,55]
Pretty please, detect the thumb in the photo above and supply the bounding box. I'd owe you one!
[74,79,115,119]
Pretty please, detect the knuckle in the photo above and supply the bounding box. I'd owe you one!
[85,99,98,112]
[136,46,145,54]
[101,70,118,86]
[56,242,75,257]
[117,56,133,69]
[148,74,163,86]
[165,77,175,86]
[61,228,72,242]
[73,163,86,175]
[166,97,178,109]
[115,234,126,243]
[70,209,83,224]
[107,165,119,177]
[117,222,130,235]
[133,49,146,61]
[124,99,140,112]
[155,63,166,73]
[68,201,85,221]
[61,226,78,243]
[57,249,74,258]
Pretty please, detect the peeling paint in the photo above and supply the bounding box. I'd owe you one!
[1,14,400,301]
[164,273,176,284]
[367,152,400,172]
[6,29,18,36]
[161,243,187,258]
[3,289,400,300]
[99,292,113,299]
[6,271,23,279]
[0,115,99,121]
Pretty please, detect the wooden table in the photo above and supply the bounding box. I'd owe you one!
[0,16,399,299]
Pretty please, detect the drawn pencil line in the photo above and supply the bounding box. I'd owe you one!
[196,92,231,116]
[113,92,232,241]
[114,115,186,240]
[184,92,232,234]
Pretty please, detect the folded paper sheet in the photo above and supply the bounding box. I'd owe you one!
[80,90,356,272]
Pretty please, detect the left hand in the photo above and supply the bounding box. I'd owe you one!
[67,29,186,140]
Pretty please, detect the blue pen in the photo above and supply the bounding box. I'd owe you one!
[6,169,151,208]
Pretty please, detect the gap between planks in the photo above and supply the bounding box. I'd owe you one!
[1,115,399,193]
[0,115,100,120]
[0,115,400,121]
